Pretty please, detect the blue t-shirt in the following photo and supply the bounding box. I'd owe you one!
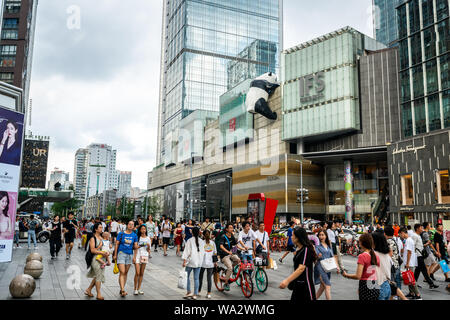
[287,228,294,246]
[117,231,138,255]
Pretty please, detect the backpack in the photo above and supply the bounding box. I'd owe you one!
[85,237,101,268]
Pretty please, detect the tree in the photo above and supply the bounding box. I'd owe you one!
[117,198,134,219]
[51,198,81,216]
[142,195,162,218]
[105,204,116,217]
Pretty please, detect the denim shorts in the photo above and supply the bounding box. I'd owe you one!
[117,251,133,265]
[378,280,391,300]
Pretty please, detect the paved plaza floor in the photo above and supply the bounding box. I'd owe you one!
[1,240,449,300]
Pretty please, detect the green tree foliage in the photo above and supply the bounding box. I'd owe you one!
[51,198,81,216]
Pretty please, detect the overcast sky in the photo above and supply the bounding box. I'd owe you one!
[29,0,373,190]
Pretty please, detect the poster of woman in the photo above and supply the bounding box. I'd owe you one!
[0,107,24,167]
[0,191,16,240]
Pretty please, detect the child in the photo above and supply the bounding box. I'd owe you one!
[96,232,112,269]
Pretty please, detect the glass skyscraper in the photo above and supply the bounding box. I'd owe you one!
[156,0,282,165]
[397,0,449,138]
[373,0,403,46]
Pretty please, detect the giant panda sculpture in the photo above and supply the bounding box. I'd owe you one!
[245,72,280,120]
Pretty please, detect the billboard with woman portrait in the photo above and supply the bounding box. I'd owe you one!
[0,106,24,262]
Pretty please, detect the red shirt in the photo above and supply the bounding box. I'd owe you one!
[357,252,380,281]
[393,226,400,237]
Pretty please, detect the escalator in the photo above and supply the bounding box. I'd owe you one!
[373,184,390,224]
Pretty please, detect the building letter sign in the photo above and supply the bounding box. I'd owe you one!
[299,71,325,103]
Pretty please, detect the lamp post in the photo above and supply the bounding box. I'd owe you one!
[226,175,232,223]
[189,152,197,220]
[295,159,304,225]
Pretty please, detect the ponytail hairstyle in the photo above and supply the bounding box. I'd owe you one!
[204,229,211,244]
[192,227,200,252]
[293,227,317,263]
[359,233,378,265]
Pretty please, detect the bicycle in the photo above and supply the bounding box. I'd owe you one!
[233,250,269,293]
[214,252,254,298]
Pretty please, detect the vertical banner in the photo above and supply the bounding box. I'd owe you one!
[344,160,353,224]
[264,198,278,235]
[0,106,24,263]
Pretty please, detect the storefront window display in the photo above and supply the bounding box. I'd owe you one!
[435,169,450,204]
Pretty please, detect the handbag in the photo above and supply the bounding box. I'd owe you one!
[320,257,337,272]
[401,269,416,286]
[113,262,119,274]
[212,254,218,263]
[178,267,188,290]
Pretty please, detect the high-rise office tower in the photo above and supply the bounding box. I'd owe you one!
[397,0,449,138]
[85,143,118,199]
[74,148,89,200]
[373,0,403,46]
[0,0,39,112]
[48,168,70,190]
[155,0,283,166]
[117,171,132,198]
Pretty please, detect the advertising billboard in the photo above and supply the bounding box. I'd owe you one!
[0,106,24,262]
[20,138,49,188]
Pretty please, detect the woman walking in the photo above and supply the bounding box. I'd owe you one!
[314,229,339,300]
[372,231,394,300]
[279,227,317,301]
[182,227,205,300]
[113,220,138,297]
[134,224,151,295]
[145,216,156,258]
[85,223,109,300]
[174,223,184,257]
[342,233,380,300]
[198,230,217,299]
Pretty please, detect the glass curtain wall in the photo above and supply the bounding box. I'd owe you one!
[398,0,450,138]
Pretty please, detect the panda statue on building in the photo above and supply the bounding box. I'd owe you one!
[245,72,280,120]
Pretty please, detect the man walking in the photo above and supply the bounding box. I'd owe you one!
[279,221,295,264]
[412,224,438,289]
[399,227,422,300]
[62,212,77,259]
[429,223,450,282]
[25,215,39,250]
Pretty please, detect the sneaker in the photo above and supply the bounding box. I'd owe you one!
[413,296,423,300]
[224,284,230,292]
[446,278,450,283]
[206,294,211,299]
[66,254,69,260]
[191,295,197,300]
[429,284,439,289]
[51,256,55,260]
[138,290,144,295]
[405,293,415,299]
[278,258,283,264]
[430,274,436,281]
[134,290,139,295]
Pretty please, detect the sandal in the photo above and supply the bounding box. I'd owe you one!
[84,291,94,298]
[120,290,128,297]
[96,296,104,300]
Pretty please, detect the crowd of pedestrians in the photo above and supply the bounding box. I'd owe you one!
[19,210,449,301]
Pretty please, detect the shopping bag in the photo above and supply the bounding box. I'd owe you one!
[81,234,87,247]
[401,269,416,286]
[320,257,337,272]
[273,260,278,270]
[113,262,119,275]
[267,257,274,269]
[178,268,188,290]
[439,259,450,274]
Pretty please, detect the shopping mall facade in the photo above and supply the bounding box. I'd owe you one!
[150,27,407,224]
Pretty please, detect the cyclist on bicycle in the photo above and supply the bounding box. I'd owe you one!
[238,221,256,264]
[218,223,240,291]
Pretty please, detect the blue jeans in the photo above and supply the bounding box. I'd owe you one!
[14,231,19,246]
[185,267,201,295]
[393,268,402,290]
[379,280,391,300]
[242,253,253,264]
[28,230,37,248]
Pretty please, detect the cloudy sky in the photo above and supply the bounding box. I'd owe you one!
[30,0,373,189]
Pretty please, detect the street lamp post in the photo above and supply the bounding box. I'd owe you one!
[295,160,304,224]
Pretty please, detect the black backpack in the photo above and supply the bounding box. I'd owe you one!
[85,237,100,268]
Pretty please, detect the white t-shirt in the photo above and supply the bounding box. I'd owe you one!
[101,222,106,232]
[238,229,256,251]
[411,233,423,257]
[137,236,151,257]
[101,240,111,253]
[162,222,171,238]
[407,229,414,238]
[327,229,336,244]
[403,237,417,267]
[110,221,118,233]
[254,230,269,252]
[376,251,392,285]
[202,241,217,268]
[15,221,19,231]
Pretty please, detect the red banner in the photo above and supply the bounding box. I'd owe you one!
[264,198,278,235]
